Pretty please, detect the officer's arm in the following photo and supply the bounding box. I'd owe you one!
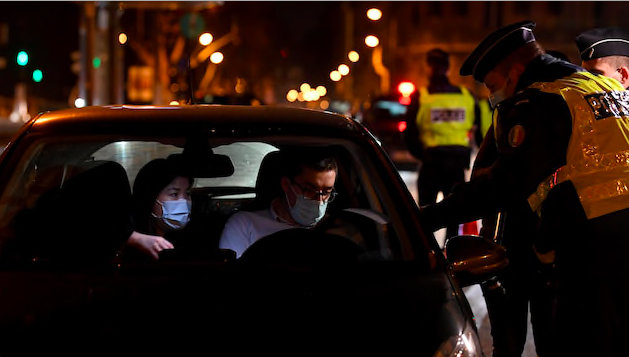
[420,92,572,232]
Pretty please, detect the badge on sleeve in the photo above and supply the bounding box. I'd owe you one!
[508,125,526,147]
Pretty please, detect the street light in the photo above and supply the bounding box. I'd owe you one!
[338,64,350,76]
[209,52,223,64]
[199,32,213,46]
[348,51,360,62]
[330,70,342,82]
[367,8,382,21]
[365,35,379,48]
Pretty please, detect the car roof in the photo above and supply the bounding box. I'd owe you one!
[26,105,365,137]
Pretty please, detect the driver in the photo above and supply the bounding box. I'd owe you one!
[218,148,351,258]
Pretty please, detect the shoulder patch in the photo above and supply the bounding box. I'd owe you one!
[508,125,526,147]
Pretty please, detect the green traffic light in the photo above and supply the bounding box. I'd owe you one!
[92,57,101,68]
[32,69,43,82]
[17,51,28,66]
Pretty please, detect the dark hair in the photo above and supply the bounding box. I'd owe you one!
[283,147,338,180]
[427,48,450,71]
[131,156,193,233]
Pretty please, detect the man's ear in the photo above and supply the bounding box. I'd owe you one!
[280,177,291,192]
[618,66,629,89]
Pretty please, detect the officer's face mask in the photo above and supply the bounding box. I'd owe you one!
[487,71,515,109]
[153,198,191,231]
[286,185,328,227]
[488,88,507,109]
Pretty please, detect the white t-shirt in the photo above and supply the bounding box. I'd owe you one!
[218,207,302,258]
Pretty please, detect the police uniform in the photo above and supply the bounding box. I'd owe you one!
[404,48,478,243]
[421,20,629,357]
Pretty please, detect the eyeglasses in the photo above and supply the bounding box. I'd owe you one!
[291,180,337,202]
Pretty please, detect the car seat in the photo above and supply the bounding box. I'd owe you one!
[14,160,133,267]
[246,150,285,211]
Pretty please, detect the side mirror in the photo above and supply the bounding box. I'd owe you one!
[445,235,508,287]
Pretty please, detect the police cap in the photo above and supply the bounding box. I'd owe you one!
[575,27,629,61]
[460,20,536,82]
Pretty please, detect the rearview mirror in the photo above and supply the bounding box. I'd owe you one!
[445,235,508,287]
[167,133,235,178]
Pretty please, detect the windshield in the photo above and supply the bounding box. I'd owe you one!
[0,131,427,267]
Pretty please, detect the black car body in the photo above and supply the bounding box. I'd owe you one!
[0,105,505,355]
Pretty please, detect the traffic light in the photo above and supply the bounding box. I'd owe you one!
[16,50,28,66]
[32,69,43,83]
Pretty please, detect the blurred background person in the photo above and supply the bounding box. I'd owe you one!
[404,48,479,245]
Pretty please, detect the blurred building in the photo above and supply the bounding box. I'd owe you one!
[343,1,629,104]
[1,1,628,120]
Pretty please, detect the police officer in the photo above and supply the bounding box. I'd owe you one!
[575,26,629,89]
[420,20,629,357]
[404,48,479,244]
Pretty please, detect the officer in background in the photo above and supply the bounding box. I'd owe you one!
[403,48,479,245]
[575,26,629,88]
[420,20,629,357]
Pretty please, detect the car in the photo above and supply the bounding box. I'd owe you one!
[0,104,506,355]
[362,94,419,171]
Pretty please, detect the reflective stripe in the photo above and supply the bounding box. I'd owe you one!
[416,86,476,148]
[526,71,629,219]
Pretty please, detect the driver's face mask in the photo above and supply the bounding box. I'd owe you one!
[286,186,328,227]
[153,198,191,231]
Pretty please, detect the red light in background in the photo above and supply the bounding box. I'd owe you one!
[397,81,415,105]
[398,96,411,105]
[397,81,416,96]
[398,121,407,132]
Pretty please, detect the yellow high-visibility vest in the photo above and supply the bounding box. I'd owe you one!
[478,99,493,139]
[527,71,629,219]
[416,86,476,148]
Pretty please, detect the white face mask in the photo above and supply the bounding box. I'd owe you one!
[488,73,513,109]
[153,198,191,231]
[488,88,507,109]
[286,188,328,227]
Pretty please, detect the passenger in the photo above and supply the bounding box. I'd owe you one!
[126,155,228,262]
[123,157,192,260]
[219,148,352,258]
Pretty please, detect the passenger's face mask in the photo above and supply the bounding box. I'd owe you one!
[286,187,328,227]
[153,198,191,231]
